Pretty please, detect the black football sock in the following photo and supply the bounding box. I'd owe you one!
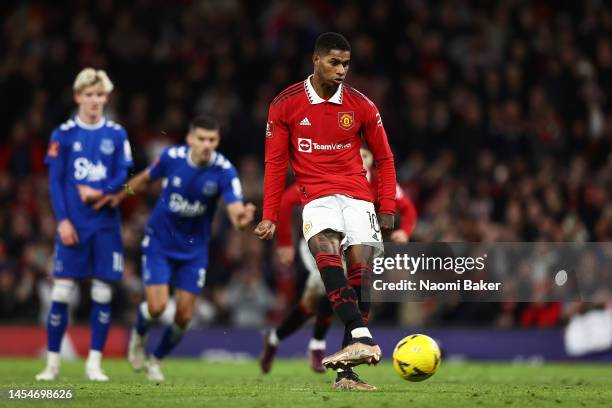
[315,253,363,333]
[347,263,372,326]
[276,301,313,341]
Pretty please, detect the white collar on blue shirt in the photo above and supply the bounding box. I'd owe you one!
[75,115,106,130]
[187,148,217,169]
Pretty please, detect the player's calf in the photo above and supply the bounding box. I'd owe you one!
[315,253,364,333]
[152,322,186,361]
[36,279,75,381]
[87,279,113,381]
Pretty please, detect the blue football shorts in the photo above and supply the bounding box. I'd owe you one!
[141,236,207,295]
[53,226,124,282]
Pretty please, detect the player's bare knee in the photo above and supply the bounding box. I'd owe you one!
[308,230,342,255]
[148,300,167,318]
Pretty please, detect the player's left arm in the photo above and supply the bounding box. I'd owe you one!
[222,166,256,230]
[362,101,397,237]
[92,129,134,209]
[392,185,417,243]
[104,129,134,194]
[226,202,256,230]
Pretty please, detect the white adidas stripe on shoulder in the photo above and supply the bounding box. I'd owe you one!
[59,119,76,131]
[214,153,232,169]
[106,120,123,130]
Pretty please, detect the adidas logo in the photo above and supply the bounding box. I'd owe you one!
[299,117,311,126]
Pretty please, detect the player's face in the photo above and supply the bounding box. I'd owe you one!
[360,148,374,170]
[313,49,351,87]
[74,83,108,120]
[187,127,220,164]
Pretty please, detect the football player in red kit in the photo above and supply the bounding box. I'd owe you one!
[255,32,397,390]
[260,148,417,380]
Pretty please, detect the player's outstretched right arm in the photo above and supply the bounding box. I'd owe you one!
[96,146,170,209]
[103,168,152,208]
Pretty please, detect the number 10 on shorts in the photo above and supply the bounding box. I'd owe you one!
[367,211,380,233]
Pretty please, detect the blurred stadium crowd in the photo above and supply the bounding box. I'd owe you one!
[0,0,611,329]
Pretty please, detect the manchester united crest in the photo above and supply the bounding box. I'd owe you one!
[338,111,354,130]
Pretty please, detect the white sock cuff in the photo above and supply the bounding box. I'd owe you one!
[139,302,152,320]
[351,327,372,339]
[91,279,112,304]
[51,280,75,303]
[268,330,279,346]
[308,338,326,350]
[87,350,102,367]
[47,351,61,369]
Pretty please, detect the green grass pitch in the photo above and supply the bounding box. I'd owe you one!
[1,358,611,407]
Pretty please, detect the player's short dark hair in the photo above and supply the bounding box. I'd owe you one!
[189,115,219,132]
[314,32,351,55]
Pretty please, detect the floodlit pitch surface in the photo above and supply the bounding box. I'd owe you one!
[1,359,611,407]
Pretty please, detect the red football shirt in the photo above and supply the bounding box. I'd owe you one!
[263,76,397,223]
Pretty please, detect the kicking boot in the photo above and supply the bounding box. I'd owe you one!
[128,328,147,371]
[259,331,277,374]
[85,365,109,382]
[322,337,381,370]
[333,369,377,391]
[308,348,326,373]
[145,356,165,382]
[35,366,59,381]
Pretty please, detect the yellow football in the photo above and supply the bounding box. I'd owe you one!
[392,334,441,382]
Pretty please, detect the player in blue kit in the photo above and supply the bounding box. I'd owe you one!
[37,68,133,381]
[106,115,255,381]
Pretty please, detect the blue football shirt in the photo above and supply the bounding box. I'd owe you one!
[145,145,243,260]
[45,116,133,230]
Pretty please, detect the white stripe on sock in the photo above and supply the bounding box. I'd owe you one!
[350,327,372,339]
[308,339,326,350]
[268,330,279,346]
[47,351,61,369]
[140,302,152,320]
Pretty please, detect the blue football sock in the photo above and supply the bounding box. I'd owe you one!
[47,302,69,353]
[90,302,112,352]
[153,323,185,360]
[136,302,154,336]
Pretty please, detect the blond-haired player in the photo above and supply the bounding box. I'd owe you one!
[37,68,133,381]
